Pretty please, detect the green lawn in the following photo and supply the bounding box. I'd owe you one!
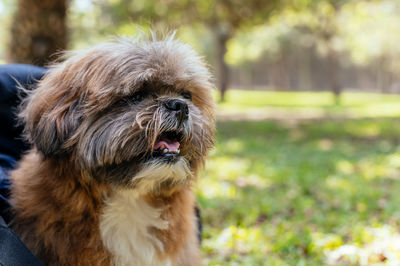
[216,90,400,119]
[198,90,400,265]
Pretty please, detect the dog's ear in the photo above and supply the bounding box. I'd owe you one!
[20,69,83,157]
[23,97,82,157]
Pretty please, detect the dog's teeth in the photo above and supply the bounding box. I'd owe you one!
[163,148,169,154]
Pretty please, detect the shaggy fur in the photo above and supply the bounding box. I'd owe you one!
[9,34,215,266]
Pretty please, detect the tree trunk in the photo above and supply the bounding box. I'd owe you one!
[297,46,312,91]
[8,0,68,66]
[327,50,341,105]
[214,29,231,102]
[376,56,389,93]
[278,50,291,90]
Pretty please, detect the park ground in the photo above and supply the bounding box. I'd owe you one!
[198,90,400,265]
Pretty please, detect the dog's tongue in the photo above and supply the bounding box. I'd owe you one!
[154,139,180,151]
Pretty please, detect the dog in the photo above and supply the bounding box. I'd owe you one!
[9,34,215,266]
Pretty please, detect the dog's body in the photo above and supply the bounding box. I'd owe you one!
[9,35,215,265]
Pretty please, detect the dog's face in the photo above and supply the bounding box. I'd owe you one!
[21,37,215,194]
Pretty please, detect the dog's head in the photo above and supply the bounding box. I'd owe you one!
[21,35,215,194]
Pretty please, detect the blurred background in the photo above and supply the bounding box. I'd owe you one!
[2,0,400,265]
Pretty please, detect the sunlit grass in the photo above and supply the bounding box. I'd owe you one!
[215,90,400,118]
[198,90,400,265]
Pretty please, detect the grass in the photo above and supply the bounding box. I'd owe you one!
[216,90,400,119]
[198,90,400,265]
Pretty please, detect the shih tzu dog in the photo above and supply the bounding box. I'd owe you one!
[9,34,215,266]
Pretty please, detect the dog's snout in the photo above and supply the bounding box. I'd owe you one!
[164,99,188,112]
[164,99,189,123]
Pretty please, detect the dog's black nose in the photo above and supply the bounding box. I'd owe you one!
[164,99,189,123]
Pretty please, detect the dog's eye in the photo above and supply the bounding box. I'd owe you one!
[130,92,147,103]
[182,92,192,100]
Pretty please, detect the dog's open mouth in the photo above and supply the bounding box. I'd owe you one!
[152,131,183,163]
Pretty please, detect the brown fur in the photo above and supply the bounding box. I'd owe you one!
[146,188,199,262]
[11,152,112,265]
[10,34,215,265]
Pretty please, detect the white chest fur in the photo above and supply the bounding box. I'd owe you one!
[99,190,170,266]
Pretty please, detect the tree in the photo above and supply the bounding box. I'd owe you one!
[308,1,345,104]
[8,0,68,66]
[180,0,281,101]
[284,0,348,104]
[186,0,280,101]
